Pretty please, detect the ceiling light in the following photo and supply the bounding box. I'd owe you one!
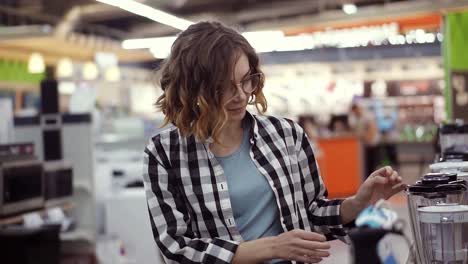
[104,66,121,82]
[342,3,358,15]
[122,36,177,50]
[123,31,285,54]
[83,62,99,81]
[149,47,171,59]
[56,57,74,78]
[241,31,285,53]
[96,0,193,30]
[28,52,45,74]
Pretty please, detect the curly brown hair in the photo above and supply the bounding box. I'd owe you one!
[155,21,267,142]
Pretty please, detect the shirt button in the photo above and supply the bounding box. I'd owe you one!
[217,183,226,190]
[226,218,235,227]
[220,200,230,209]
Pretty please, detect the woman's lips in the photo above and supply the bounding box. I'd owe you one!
[228,106,244,111]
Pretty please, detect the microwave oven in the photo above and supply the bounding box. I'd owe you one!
[0,143,45,216]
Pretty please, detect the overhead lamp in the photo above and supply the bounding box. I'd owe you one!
[122,36,177,50]
[104,66,121,82]
[28,52,45,74]
[149,47,171,59]
[122,31,285,54]
[241,31,285,53]
[56,57,74,78]
[342,3,358,15]
[96,0,193,30]
[83,62,99,81]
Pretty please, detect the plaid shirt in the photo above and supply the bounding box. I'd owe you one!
[143,112,351,264]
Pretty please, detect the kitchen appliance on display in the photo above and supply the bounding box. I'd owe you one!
[44,161,73,207]
[418,204,468,263]
[439,123,468,154]
[430,122,468,203]
[406,172,467,264]
[0,143,44,216]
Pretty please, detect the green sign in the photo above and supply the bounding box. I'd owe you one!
[444,11,468,121]
[0,60,45,83]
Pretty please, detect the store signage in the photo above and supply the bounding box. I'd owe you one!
[452,71,468,121]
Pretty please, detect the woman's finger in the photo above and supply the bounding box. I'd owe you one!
[296,230,327,242]
[293,254,323,263]
[391,182,407,192]
[389,171,398,181]
[293,247,330,258]
[371,175,388,185]
[384,183,407,198]
[370,166,392,178]
[297,240,331,251]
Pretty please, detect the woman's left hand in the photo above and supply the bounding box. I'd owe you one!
[354,166,407,208]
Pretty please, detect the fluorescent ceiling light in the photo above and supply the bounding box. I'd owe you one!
[342,4,358,15]
[96,0,194,30]
[242,31,285,53]
[122,36,177,50]
[122,23,411,58]
[150,47,171,59]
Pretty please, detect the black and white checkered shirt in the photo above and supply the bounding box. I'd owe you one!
[143,112,351,264]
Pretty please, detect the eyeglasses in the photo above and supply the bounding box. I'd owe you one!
[225,72,264,97]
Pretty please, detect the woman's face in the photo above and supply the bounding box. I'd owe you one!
[221,52,252,123]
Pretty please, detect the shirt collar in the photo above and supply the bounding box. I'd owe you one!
[201,111,260,146]
[244,111,260,144]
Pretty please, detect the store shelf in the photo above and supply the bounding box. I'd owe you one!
[0,201,75,227]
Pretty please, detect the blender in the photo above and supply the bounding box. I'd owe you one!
[406,172,467,263]
[418,204,468,263]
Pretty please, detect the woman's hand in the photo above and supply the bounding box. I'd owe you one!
[271,229,331,263]
[232,229,330,264]
[341,166,407,224]
[355,166,407,208]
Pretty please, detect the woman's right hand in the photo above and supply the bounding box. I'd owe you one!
[232,229,331,264]
[271,229,331,263]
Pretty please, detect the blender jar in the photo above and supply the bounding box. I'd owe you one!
[418,204,468,263]
[406,174,467,264]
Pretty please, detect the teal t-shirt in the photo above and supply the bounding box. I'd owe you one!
[216,121,284,263]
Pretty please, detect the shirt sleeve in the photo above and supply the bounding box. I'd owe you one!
[143,141,240,264]
[293,123,354,241]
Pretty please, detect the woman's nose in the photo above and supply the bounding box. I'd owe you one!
[233,84,247,101]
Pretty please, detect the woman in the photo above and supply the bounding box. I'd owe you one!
[143,21,405,264]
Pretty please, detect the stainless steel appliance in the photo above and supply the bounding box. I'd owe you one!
[44,161,73,207]
[406,173,467,264]
[0,143,44,216]
[439,123,468,154]
[418,204,468,263]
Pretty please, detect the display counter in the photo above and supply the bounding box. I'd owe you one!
[316,136,364,198]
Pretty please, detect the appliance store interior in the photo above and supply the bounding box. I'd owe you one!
[1,0,468,263]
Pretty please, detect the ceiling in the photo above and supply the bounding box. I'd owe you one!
[0,0,424,40]
[1,0,467,63]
